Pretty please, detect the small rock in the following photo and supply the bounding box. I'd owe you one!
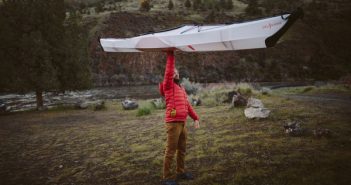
[188,95,201,106]
[313,128,332,138]
[0,100,7,113]
[75,101,89,109]
[261,87,272,95]
[244,107,270,119]
[247,98,264,108]
[122,99,138,110]
[152,98,165,109]
[284,120,305,136]
[94,100,105,110]
[37,106,48,111]
[59,165,63,168]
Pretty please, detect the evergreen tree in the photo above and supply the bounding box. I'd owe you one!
[219,0,226,10]
[193,0,202,10]
[245,0,261,16]
[185,0,191,9]
[226,0,233,10]
[0,0,91,110]
[168,0,174,10]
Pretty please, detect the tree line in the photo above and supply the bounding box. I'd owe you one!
[0,0,91,109]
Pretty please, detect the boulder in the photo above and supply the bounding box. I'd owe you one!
[94,100,105,110]
[122,99,138,110]
[75,101,89,109]
[230,93,247,108]
[244,107,270,119]
[152,98,165,109]
[247,98,264,108]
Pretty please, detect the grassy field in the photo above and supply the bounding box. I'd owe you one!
[0,86,351,185]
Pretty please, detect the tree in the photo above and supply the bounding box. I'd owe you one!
[185,0,191,9]
[140,0,151,12]
[219,0,226,10]
[226,0,233,10]
[0,0,91,110]
[168,0,174,10]
[245,0,261,16]
[193,0,202,10]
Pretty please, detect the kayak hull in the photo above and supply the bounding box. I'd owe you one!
[100,9,303,52]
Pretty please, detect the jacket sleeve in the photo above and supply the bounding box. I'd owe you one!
[163,51,175,90]
[187,101,199,121]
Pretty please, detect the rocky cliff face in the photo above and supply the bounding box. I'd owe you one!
[89,0,351,86]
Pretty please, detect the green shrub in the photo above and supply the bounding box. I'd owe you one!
[137,101,154,116]
[302,86,314,93]
[181,77,201,95]
[137,107,151,116]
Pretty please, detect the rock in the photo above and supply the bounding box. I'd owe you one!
[260,87,272,95]
[122,99,138,110]
[313,128,332,138]
[244,107,270,119]
[284,120,305,136]
[152,98,165,109]
[0,100,6,113]
[188,95,202,106]
[37,106,48,111]
[94,100,105,110]
[224,91,239,103]
[75,101,89,109]
[230,93,247,108]
[59,165,63,169]
[247,98,264,108]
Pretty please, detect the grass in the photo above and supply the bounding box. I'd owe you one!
[0,86,350,185]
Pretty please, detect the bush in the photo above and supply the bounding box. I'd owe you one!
[137,101,154,116]
[137,107,151,116]
[181,77,201,95]
[140,0,151,12]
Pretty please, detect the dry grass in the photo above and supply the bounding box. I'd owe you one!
[0,90,351,185]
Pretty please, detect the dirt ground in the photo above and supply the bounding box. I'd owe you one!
[0,95,351,185]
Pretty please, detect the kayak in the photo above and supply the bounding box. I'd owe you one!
[100,8,303,52]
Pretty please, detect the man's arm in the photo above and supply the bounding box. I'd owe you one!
[187,101,199,121]
[163,51,175,90]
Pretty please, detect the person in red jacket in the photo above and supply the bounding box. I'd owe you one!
[159,50,200,185]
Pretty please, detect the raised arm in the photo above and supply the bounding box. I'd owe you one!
[163,51,175,90]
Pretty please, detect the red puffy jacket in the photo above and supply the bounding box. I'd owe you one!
[159,52,199,123]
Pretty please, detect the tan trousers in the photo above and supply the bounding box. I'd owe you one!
[163,122,187,180]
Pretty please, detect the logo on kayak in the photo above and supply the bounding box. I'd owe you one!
[262,22,283,29]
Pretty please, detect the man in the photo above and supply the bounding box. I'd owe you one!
[159,50,200,185]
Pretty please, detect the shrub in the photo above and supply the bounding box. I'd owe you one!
[185,0,191,8]
[137,101,154,116]
[137,107,151,116]
[181,77,201,95]
[302,86,314,93]
[140,0,151,12]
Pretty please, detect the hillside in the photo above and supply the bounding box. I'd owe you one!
[73,0,351,86]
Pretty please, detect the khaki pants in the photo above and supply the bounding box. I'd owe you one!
[163,122,187,180]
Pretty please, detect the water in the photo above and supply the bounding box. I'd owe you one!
[0,85,160,112]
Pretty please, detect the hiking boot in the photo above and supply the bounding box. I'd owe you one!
[176,172,194,180]
[162,179,179,185]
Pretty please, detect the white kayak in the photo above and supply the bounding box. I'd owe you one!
[100,8,303,52]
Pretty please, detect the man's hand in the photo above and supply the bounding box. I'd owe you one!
[194,120,200,129]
